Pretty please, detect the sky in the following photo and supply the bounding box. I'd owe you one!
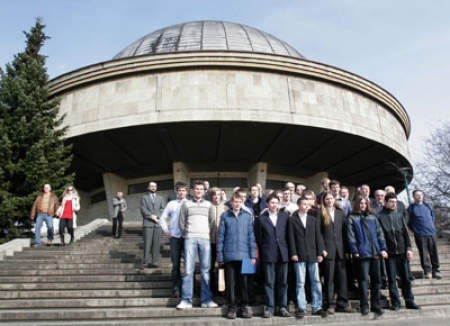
[1,0,449,166]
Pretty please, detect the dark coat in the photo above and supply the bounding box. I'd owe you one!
[319,208,347,260]
[255,211,289,263]
[377,207,411,254]
[288,212,325,263]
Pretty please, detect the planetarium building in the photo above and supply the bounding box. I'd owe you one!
[49,20,412,222]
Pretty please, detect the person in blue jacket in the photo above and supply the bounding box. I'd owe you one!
[217,193,256,319]
[347,196,388,317]
[408,189,441,279]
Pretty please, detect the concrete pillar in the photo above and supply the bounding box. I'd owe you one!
[103,173,128,218]
[248,162,268,191]
[173,162,189,185]
[304,171,329,195]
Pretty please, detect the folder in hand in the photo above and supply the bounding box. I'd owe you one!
[241,258,257,274]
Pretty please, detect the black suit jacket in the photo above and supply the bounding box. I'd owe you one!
[319,208,347,260]
[255,211,289,263]
[288,212,325,263]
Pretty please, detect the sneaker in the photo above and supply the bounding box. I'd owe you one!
[176,300,192,310]
[295,309,305,319]
[263,309,273,318]
[46,240,52,247]
[279,307,290,317]
[425,272,432,280]
[32,244,41,248]
[239,306,252,318]
[201,300,218,308]
[326,307,335,314]
[433,272,443,280]
[227,309,237,319]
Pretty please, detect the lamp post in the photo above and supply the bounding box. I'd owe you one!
[387,162,412,205]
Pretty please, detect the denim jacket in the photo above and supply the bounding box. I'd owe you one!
[347,211,387,258]
[217,208,256,263]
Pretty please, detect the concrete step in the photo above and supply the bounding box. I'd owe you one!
[0,273,171,283]
[0,288,171,299]
[0,280,171,290]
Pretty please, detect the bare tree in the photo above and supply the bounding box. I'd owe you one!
[414,122,450,206]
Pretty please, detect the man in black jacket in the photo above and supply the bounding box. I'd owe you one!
[288,197,327,319]
[377,193,419,310]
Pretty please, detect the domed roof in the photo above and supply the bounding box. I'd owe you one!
[113,20,304,60]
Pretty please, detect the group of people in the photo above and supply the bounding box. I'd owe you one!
[30,183,80,247]
[137,178,442,320]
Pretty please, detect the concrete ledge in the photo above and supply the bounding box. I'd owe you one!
[0,239,31,261]
[0,218,109,259]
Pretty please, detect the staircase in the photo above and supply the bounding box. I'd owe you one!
[1,224,450,325]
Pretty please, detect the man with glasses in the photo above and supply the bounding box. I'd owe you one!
[377,193,419,310]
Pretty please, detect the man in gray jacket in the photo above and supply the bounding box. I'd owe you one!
[140,182,165,268]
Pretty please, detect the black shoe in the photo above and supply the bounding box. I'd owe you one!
[406,302,420,309]
[227,309,237,319]
[433,272,443,280]
[295,309,305,319]
[149,263,159,268]
[239,306,252,318]
[171,291,180,298]
[361,307,369,316]
[371,308,384,317]
[312,309,327,318]
[390,304,400,311]
[336,306,353,313]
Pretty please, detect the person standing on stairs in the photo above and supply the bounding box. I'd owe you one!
[112,191,127,238]
[30,183,59,247]
[160,182,188,298]
[377,192,420,310]
[408,189,442,280]
[140,181,166,269]
[56,185,80,245]
[177,180,218,310]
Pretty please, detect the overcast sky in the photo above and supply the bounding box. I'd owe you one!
[1,0,449,165]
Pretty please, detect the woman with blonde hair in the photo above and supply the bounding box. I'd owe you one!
[57,185,80,245]
[319,191,352,314]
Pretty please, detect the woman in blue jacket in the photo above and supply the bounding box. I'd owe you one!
[347,196,388,316]
[217,193,256,319]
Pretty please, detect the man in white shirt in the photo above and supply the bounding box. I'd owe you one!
[160,182,188,298]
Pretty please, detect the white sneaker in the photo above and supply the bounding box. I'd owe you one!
[201,301,218,308]
[176,300,192,310]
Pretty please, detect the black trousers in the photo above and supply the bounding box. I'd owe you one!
[225,261,249,310]
[414,235,440,274]
[322,256,349,309]
[359,257,381,312]
[112,212,123,238]
[59,218,74,243]
[385,253,414,305]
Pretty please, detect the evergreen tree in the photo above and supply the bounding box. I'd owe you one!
[0,18,73,242]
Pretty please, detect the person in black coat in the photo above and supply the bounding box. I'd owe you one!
[377,192,420,310]
[288,197,327,319]
[319,191,352,314]
[255,194,290,318]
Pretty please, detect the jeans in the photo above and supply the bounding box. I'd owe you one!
[225,261,249,310]
[170,237,184,293]
[385,254,414,305]
[359,258,381,312]
[294,261,322,312]
[34,213,54,245]
[181,237,213,303]
[414,235,440,274]
[263,262,288,312]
